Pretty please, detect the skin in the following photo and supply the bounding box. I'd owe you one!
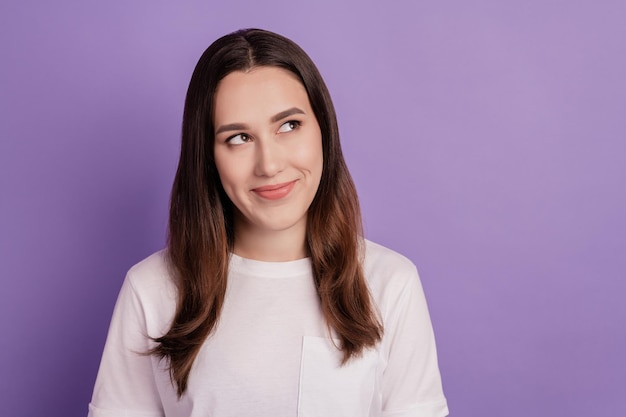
[213,66,323,261]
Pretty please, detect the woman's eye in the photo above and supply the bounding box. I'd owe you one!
[277,120,301,133]
[226,133,251,145]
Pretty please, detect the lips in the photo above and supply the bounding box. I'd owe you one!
[252,180,297,200]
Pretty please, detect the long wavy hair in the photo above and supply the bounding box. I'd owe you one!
[151,28,383,397]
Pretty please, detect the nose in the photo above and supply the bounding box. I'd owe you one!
[254,137,284,177]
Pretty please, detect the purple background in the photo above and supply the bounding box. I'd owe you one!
[1,1,624,416]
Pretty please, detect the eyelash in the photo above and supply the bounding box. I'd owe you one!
[224,120,302,144]
[278,120,302,132]
[225,133,252,145]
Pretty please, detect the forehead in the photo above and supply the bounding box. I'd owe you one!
[213,66,312,123]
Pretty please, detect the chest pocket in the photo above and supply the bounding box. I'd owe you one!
[298,336,379,417]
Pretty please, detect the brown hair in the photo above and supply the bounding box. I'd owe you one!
[151,28,383,396]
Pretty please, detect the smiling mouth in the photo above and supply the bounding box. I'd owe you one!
[252,180,297,200]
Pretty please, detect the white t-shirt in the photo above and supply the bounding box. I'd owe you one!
[88,240,448,417]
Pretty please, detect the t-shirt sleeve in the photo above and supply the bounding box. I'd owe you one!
[88,273,165,417]
[380,265,449,417]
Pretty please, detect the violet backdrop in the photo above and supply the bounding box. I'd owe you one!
[1,1,624,416]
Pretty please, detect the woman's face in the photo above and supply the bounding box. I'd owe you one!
[213,66,323,241]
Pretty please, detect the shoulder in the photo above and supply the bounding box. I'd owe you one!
[123,249,177,304]
[113,249,177,334]
[361,240,425,315]
[127,249,170,278]
[362,239,418,282]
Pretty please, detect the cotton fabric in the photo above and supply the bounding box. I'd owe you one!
[88,240,448,417]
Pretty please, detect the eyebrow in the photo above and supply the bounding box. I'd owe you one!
[270,107,305,123]
[215,107,306,135]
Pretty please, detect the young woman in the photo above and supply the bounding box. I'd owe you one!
[88,28,448,417]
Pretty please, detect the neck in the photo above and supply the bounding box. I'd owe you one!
[233,218,308,262]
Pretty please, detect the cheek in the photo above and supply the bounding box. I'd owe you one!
[295,132,323,173]
[214,153,239,191]
[311,140,324,178]
[217,166,239,191]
